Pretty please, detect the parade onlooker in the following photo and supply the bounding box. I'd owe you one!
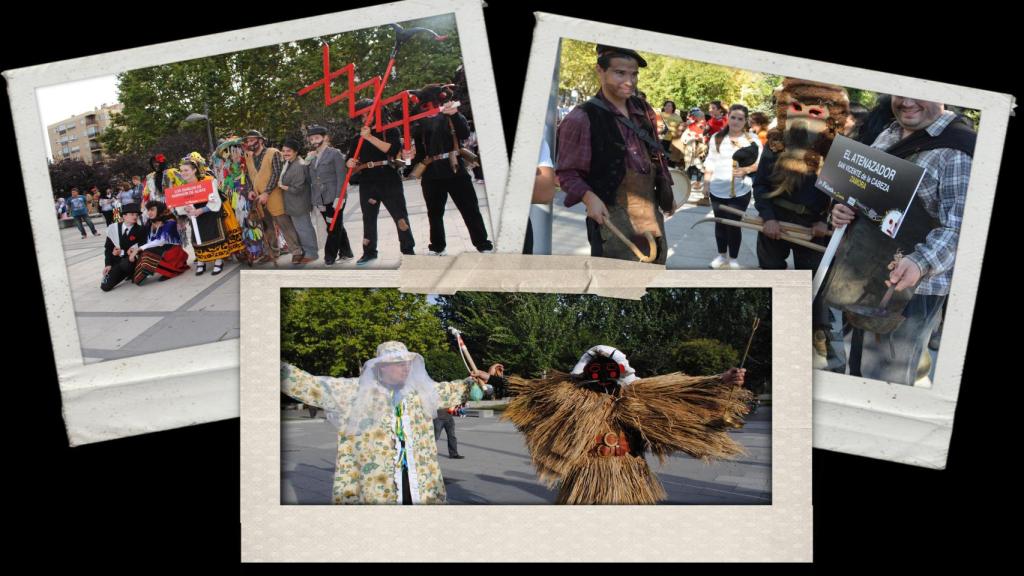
[749,111,770,146]
[658,100,683,161]
[704,104,762,269]
[99,188,115,226]
[68,187,98,239]
[116,181,136,208]
[706,100,728,140]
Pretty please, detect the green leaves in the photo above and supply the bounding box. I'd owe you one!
[281,288,773,395]
[673,338,740,377]
[281,289,451,378]
[104,16,462,162]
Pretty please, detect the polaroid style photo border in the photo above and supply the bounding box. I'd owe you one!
[3,0,507,445]
[239,259,812,562]
[496,12,1013,469]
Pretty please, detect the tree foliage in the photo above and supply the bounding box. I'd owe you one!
[99,15,464,164]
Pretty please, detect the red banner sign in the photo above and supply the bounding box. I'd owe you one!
[165,179,214,209]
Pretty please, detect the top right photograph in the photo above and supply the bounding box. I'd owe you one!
[526,38,979,389]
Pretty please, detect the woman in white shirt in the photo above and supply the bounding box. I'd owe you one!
[703,104,762,269]
[98,189,115,226]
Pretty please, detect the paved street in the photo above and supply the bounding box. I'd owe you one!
[58,180,492,364]
[281,406,772,505]
[546,169,764,270]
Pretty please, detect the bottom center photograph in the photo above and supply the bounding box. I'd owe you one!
[279,286,772,506]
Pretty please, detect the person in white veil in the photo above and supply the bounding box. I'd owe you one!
[281,341,498,504]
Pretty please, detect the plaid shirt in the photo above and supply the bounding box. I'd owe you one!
[556,92,653,207]
[250,147,284,194]
[871,111,972,296]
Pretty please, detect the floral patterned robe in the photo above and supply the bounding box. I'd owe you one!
[281,363,472,504]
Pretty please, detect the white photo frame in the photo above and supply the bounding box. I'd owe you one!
[497,13,1013,468]
[5,0,507,445]
[240,257,812,562]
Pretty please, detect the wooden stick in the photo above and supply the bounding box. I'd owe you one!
[451,328,478,374]
[691,218,826,253]
[603,220,658,263]
[740,317,761,369]
[715,204,831,237]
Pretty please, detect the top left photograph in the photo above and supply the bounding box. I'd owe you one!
[20,6,503,366]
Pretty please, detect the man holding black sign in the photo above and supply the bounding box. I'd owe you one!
[831,96,974,384]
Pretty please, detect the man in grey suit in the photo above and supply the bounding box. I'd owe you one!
[305,125,354,265]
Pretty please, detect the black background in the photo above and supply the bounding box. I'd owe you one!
[3,1,1012,570]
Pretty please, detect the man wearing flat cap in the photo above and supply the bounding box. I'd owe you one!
[555,45,674,264]
[305,125,355,265]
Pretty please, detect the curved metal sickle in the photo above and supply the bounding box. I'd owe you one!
[388,23,449,62]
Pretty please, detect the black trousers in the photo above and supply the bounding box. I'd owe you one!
[101,211,114,226]
[523,218,534,254]
[710,193,751,258]
[359,177,415,257]
[400,440,412,505]
[421,174,492,253]
[433,411,459,456]
[318,202,353,261]
[756,222,830,328]
[100,259,134,292]
[586,217,604,257]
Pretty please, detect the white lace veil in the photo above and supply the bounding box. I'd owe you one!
[337,341,441,436]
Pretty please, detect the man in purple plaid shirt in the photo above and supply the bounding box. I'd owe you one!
[555,44,673,264]
[832,96,975,385]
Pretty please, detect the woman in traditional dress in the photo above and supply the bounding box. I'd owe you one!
[177,153,244,275]
[130,201,190,284]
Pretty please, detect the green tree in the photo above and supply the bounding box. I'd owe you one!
[280,288,450,378]
[48,159,112,196]
[421,348,466,383]
[435,292,565,378]
[100,15,463,160]
[673,338,740,376]
[280,288,772,394]
[433,288,771,388]
[558,38,600,98]
[559,39,783,119]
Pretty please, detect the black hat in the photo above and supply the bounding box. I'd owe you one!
[244,130,266,140]
[121,202,142,215]
[306,125,327,136]
[595,44,648,68]
[282,137,303,152]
